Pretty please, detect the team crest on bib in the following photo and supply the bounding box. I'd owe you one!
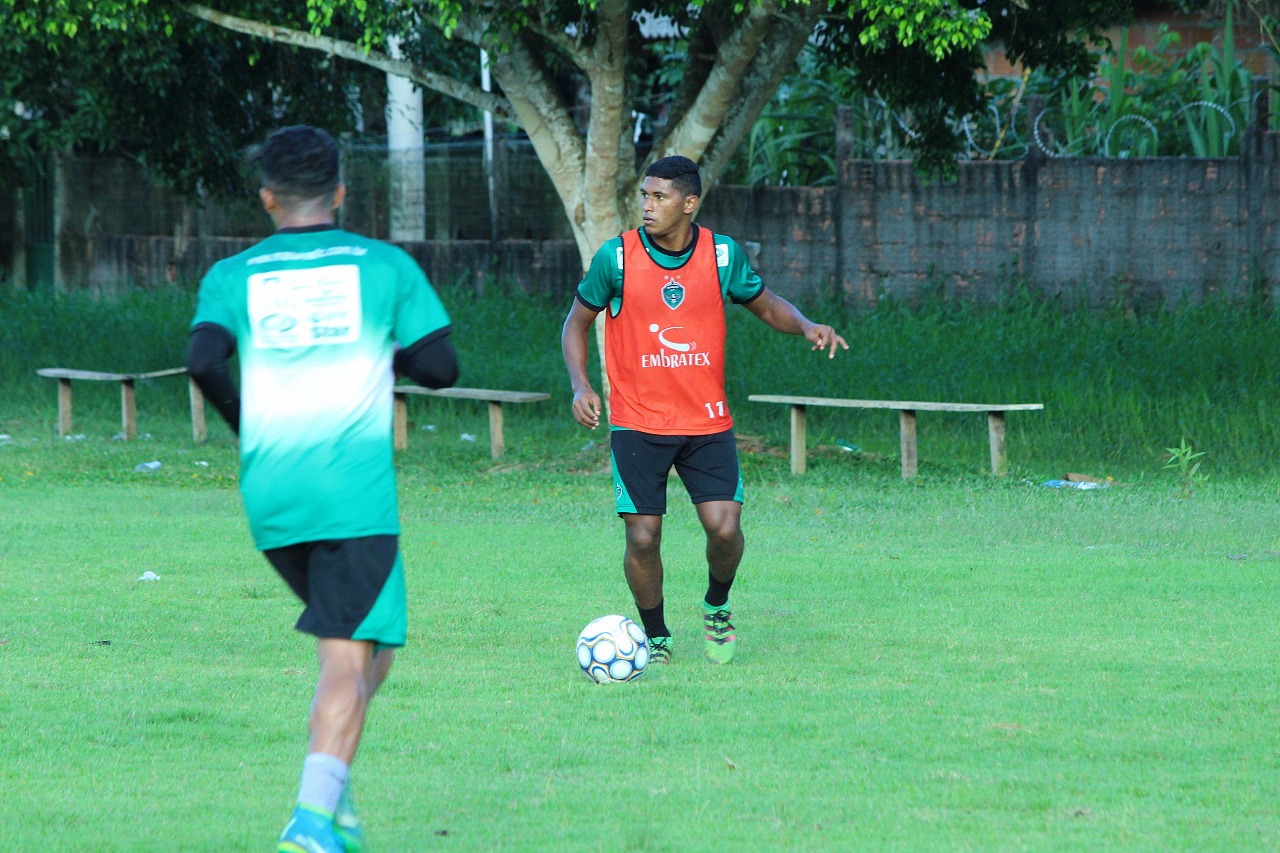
[662,279,685,310]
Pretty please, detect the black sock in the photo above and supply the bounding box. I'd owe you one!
[637,602,669,638]
[705,573,734,608]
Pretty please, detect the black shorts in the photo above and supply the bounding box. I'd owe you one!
[263,535,407,647]
[610,428,744,516]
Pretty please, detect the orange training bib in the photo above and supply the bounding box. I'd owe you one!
[605,229,731,435]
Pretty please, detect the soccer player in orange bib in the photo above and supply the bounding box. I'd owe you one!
[562,155,848,665]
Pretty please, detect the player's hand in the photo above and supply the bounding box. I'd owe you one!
[571,389,602,429]
[805,324,849,359]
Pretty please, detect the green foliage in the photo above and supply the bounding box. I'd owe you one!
[848,0,992,60]
[6,284,1280,481]
[977,6,1253,160]
[0,2,385,197]
[719,49,848,186]
[1164,437,1208,497]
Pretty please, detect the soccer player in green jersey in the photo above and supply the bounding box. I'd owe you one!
[562,155,847,667]
[187,126,458,853]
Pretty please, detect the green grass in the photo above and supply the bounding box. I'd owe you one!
[6,284,1280,481]
[3,454,1280,850]
[5,284,1280,848]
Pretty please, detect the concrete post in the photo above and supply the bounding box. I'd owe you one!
[386,37,426,243]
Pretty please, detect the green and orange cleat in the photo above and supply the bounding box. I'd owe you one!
[703,604,736,664]
[647,635,673,665]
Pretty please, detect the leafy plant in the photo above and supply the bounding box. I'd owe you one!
[973,3,1253,160]
[1164,437,1208,497]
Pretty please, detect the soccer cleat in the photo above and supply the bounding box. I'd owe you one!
[334,787,365,853]
[703,607,736,664]
[648,635,673,665]
[277,805,344,853]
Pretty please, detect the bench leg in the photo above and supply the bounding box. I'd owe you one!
[899,409,918,479]
[189,379,207,444]
[987,411,1007,476]
[393,393,408,451]
[488,401,505,459]
[121,379,137,440]
[56,378,73,437]
[789,404,807,475]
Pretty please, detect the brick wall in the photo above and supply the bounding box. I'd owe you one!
[22,131,1280,307]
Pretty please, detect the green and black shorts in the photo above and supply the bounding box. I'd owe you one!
[263,534,407,648]
[610,427,744,516]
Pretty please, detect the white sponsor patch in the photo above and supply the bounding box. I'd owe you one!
[248,265,362,349]
[715,243,729,268]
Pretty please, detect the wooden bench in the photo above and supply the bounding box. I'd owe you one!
[393,385,551,459]
[36,367,207,442]
[748,394,1044,479]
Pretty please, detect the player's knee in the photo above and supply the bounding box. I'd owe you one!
[624,520,662,554]
[706,522,743,551]
[699,508,741,542]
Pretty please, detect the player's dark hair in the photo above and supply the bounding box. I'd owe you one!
[645,155,701,198]
[253,125,341,204]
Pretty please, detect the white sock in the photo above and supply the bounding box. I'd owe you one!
[297,752,349,816]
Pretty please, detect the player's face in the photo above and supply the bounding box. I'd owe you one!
[640,177,698,248]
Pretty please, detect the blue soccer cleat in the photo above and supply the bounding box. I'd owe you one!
[277,804,344,853]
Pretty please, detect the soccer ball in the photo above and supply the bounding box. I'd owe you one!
[576,614,648,683]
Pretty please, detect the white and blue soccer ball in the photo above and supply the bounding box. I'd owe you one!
[576,614,648,683]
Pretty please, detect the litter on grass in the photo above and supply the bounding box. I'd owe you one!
[133,460,163,472]
[1042,472,1124,490]
[137,571,159,582]
[1043,479,1103,490]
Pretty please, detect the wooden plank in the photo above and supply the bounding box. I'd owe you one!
[121,379,137,440]
[56,377,73,437]
[751,393,1042,478]
[488,401,505,459]
[38,366,202,442]
[393,394,409,451]
[987,411,1007,476]
[899,409,918,479]
[189,379,207,444]
[37,367,187,382]
[394,385,550,404]
[749,394,1042,413]
[394,387,546,455]
[790,403,807,475]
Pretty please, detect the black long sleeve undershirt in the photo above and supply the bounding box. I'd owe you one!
[187,322,242,434]
[395,328,459,389]
[185,323,460,436]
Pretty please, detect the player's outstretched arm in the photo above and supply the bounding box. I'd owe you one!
[561,300,603,429]
[744,288,849,359]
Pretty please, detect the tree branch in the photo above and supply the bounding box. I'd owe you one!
[582,0,632,242]
[696,6,823,188]
[486,31,590,245]
[656,0,781,162]
[179,2,516,121]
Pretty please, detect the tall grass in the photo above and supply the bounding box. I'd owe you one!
[4,283,1280,480]
[728,290,1280,480]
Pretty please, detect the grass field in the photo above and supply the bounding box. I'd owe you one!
[4,286,1280,849]
[3,434,1280,850]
